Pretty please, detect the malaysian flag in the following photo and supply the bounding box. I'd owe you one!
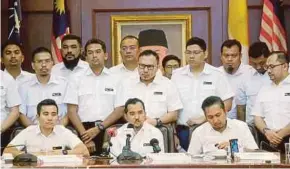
[8,0,22,43]
[51,0,70,63]
[259,0,288,52]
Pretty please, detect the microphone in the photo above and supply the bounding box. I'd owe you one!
[149,138,161,153]
[100,142,113,157]
[2,144,38,166]
[116,124,143,164]
[124,124,134,137]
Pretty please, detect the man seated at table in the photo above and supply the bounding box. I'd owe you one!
[3,99,89,157]
[111,98,164,157]
[188,96,258,155]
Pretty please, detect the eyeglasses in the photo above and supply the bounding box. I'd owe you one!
[185,50,204,55]
[138,64,155,70]
[34,59,52,65]
[264,63,285,70]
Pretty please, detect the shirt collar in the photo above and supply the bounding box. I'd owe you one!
[210,118,233,132]
[4,69,26,79]
[120,63,138,72]
[279,74,290,85]
[85,67,110,76]
[30,74,60,86]
[36,125,57,136]
[181,63,212,76]
[60,60,88,70]
[134,72,163,85]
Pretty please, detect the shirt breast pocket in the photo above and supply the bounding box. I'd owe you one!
[178,86,191,101]
[201,85,216,99]
[78,88,94,107]
[150,94,167,118]
[279,96,290,113]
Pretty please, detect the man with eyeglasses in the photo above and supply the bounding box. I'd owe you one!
[162,55,181,79]
[110,35,139,79]
[171,37,234,151]
[219,39,253,119]
[115,49,183,129]
[236,42,271,124]
[252,51,290,153]
[18,47,68,127]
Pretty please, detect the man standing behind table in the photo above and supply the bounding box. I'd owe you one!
[51,34,89,78]
[253,51,290,153]
[236,42,271,124]
[188,96,258,155]
[171,37,234,151]
[219,39,253,119]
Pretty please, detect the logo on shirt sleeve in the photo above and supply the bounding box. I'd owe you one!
[52,93,61,96]
[285,93,290,96]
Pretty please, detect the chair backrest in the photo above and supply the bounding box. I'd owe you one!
[10,127,25,141]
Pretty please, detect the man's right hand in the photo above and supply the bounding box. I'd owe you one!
[264,130,283,145]
[85,141,96,153]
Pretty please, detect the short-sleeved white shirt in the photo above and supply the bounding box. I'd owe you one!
[218,64,253,119]
[252,75,290,130]
[19,75,68,123]
[110,63,138,78]
[111,122,164,157]
[9,125,81,153]
[4,69,34,85]
[235,69,271,123]
[51,60,89,79]
[187,118,258,155]
[115,73,183,118]
[172,64,234,125]
[63,67,118,122]
[0,70,21,123]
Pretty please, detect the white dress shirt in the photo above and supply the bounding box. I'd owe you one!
[0,70,21,123]
[109,63,138,78]
[252,74,290,130]
[51,60,89,79]
[172,64,234,125]
[19,75,68,123]
[219,64,253,119]
[4,69,34,85]
[9,125,81,153]
[188,118,258,155]
[115,73,183,118]
[111,122,164,157]
[235,69,271,123]
[63,67,118,122]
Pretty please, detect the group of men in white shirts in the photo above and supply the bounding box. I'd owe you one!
[1,32,290,158]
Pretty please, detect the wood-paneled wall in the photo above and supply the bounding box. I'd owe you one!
[1,0,290,71]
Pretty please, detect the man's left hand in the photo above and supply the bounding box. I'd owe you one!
[81,127,99,144]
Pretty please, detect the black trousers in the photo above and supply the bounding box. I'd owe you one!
[82,122,105,156]
[1,127,15,155]
[257,129,290,153]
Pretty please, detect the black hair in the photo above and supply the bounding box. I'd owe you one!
[249,42,270,58]
[37,99,58,116]
[1,40,23,57]
[120,35,139,47]
[269,51,289,64]
[62,34,82,46]
[84,38,107,54]
[220,39,242,53]
[138,50,159,65]
[201,96,225,114]
[31,47,52,62]
[162,55,181,68]
[186,37,207,51]
[124,98,145,114]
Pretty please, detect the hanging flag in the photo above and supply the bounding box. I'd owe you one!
[8,0,22,43]
[259,0,287,52]
[51,0,70,63]
[228,0,249,64]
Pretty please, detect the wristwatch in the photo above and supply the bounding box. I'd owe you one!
[62,149,68,155]
[95,122,105,131]
[155,118,163,127]
[262,127,270,134]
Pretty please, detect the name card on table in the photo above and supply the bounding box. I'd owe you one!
[235,152,280,164]
[145,153,191,164]
[37,155,83,166]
